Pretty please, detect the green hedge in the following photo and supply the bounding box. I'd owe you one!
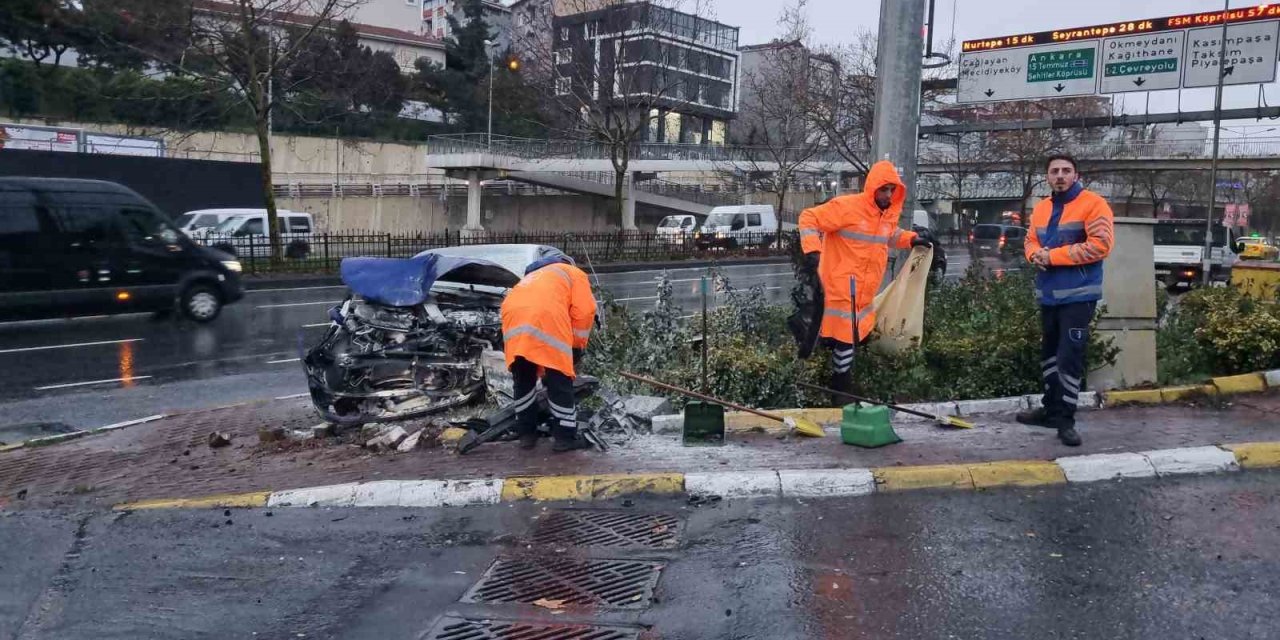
[1158,286,1280,384]
[585,267,1119,409]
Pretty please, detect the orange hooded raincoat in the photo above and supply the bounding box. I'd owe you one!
[798,160,916,344]
[500,260,596,378]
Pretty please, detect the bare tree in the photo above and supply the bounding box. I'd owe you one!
[806,29,955,176]
[918,130,999,229]
[123,0,363,260]
[730,1,828,221]
[516,0,723,228]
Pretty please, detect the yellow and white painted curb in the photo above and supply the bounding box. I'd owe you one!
[112,441,1279,511]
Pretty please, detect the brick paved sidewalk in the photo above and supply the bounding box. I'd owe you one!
[3,393,1278,510]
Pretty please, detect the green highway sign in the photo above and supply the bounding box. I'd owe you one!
[1027,48,1096,83]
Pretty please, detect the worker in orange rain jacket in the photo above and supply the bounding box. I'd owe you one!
[501,253,597,452]
[798,160,934,405]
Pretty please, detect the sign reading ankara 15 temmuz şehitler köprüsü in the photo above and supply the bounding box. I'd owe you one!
[958,5,1280,103]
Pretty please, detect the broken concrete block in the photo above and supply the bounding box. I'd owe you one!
[622,396,673,422]
[207,432,232,448]
[396,430,424,453]
[439,427,469,448]
[258,427,286,443]
[284,429,315,442]
[311,423,335,439]
[365,426,408,451]
[359,423,394,444]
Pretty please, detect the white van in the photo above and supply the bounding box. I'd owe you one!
[194,210,316,260]
[175,208,290,236]
[696,205,778,248]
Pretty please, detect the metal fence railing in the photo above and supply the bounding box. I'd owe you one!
[206,230,797,275]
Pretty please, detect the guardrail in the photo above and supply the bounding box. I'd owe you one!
[200,230,796,274]
[426,133,856,167]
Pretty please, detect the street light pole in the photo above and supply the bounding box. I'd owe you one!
[1202,0,1230,286]
[485,39,495,149]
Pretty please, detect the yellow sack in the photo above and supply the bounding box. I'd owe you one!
[870,247,933,355]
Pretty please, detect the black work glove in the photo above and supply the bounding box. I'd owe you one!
[572,348,584,367]
[802,252,821,273]
[911,235,934,249]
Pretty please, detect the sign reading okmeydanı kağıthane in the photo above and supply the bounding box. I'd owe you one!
[958,5,1280,103]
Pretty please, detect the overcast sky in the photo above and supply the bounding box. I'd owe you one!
[710,0,1280,129]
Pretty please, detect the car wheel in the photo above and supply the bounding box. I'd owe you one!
[181,284,222,323]
[286,240,311,260]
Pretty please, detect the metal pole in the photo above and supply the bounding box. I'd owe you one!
[487,41,495,149]
[870,0,927,223]
[700,275,708,394]
[1203,0,1230,286]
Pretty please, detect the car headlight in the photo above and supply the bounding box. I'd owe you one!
[222,260,243,273]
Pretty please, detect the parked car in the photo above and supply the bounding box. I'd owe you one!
[970,224,1026,258]
[655,214,697,241]
[695,205,778,248]
[192,210,315,260]
[1236,235,1280,261]
[0,177,244,322]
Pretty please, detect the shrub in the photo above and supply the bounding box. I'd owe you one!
[1159,287,1280,382]
[584,266,1119,409]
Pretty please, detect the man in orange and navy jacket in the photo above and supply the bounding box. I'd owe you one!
[1016,153,1114,447]
[501,253,597,452]
[798,160,933,405]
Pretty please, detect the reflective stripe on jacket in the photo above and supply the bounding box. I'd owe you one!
[500,261,596,377]
[798,160,917,343]
[1025,182,1115,306]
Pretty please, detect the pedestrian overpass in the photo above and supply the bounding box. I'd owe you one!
[426,133,1280,230]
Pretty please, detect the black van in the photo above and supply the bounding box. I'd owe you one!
[0,177,244,322]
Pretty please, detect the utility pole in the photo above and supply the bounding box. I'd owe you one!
[870,0,927,226]
[1202,0,1230,286]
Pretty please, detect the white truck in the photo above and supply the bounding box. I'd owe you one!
[1153,219,1239,289]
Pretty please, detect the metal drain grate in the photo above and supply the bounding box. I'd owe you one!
[532,510,682,549]
[423,616,642,640]
[461,557,663,609]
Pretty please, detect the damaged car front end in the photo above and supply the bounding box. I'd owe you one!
[304,248,540,426]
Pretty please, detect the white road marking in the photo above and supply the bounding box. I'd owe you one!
[302,322,332,328]
[614,295,658,302]
[267,358,301,364]
[275,392,310,400]
[36,376,153,391]
[255,301,341,309]
[668,271,793,283]
[0,338,143,355]
[247,285,347,293]
[98,415,167,432]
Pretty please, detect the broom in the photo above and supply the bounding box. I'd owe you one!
[619,372,826,438]
[797,381,976,429]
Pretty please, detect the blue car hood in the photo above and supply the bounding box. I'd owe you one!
[340,252,521,307]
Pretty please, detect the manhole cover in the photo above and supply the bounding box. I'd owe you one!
[422,616,642,640]
[461,557,663,609]
[532,510,682,549]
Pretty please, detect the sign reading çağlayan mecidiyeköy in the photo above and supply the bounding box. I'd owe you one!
[959,7,1280,102]
[1182,20,1280,88]
[957,41,1100,103]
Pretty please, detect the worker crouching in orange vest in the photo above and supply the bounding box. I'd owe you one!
[797,160,934,405]
[501,254,597,452]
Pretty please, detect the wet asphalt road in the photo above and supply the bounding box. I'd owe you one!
[2,471,1275,639]
[0,249,987,440]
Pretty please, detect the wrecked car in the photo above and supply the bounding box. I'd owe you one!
[304,244,569,426]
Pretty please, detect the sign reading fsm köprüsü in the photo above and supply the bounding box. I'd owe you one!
[959,6,1280,103]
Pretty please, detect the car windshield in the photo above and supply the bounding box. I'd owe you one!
[705,213,740,227]
[973,225,1003,240]
[1154,224,1226,247]
[176,213,195,228]
[658,218,684,228]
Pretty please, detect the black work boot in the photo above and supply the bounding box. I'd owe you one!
[551,426,592,453]
[1057,425,1082,447]
[1015,407,1054,429]
[829,370,853,407]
